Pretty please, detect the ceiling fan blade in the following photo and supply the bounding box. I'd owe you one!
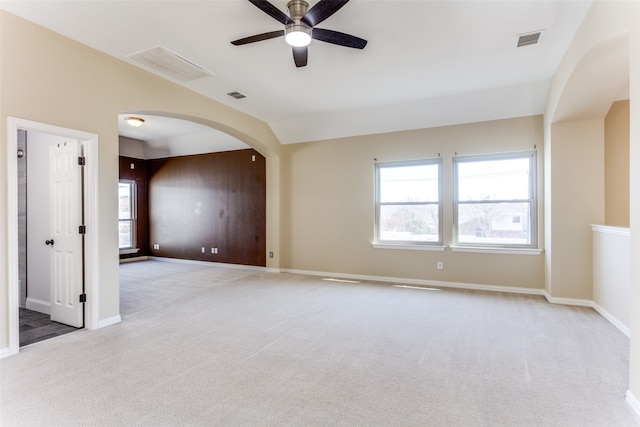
[302,0,350,27]
[231,30,284,46]
[292,46,308,67]
[312,28,367,49]
[248,0,293,25]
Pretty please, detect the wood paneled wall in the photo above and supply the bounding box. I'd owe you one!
[147,149,266,266]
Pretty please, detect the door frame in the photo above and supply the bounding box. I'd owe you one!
[6,117,99,355]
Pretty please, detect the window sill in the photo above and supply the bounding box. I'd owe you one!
[450,246,543,255]
[372,243,446,252]
[119,248,140,255]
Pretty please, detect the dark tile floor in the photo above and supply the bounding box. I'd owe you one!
[19,308,79,347]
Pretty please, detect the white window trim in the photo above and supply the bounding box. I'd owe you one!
[450,246,543,255]
[453,151,538,250]
[372,243,446,251]
[119,248,141,255]
[374,158,443,246]
[119,180,136,250]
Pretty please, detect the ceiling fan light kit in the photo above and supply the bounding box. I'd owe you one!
[285,23,312,47]
[231,0,367,67]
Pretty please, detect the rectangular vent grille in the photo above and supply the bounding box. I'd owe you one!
[227,91,246,100]
[517,31,543,48]
[126,46,214,82]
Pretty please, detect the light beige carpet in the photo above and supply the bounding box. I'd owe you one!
[1,259,637,426]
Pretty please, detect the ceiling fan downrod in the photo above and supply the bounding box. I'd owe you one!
[287,0,309,20]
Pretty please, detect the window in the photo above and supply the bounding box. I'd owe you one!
[375,159,442,245]
[118,180,136,249]
[454,152,536,248]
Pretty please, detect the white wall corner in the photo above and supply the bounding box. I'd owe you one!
[543,292,593,307]
[626,391,640,423]
[546,294,631,338]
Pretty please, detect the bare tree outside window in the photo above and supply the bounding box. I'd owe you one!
[375,160,442,245]
[454,153,536,247]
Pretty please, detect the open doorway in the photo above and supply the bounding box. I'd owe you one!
[6,118,100,355]
[18,130,85,346]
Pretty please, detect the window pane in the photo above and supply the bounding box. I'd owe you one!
[457,202,531,245]
[380,164,439,203]
[118,183,132,220]
[379,204,440,242]
[119,220,132,249]
[458,157,530,201]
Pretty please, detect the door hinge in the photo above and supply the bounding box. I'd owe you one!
[79,293,87,303]
[79,225,86,234]
[78,156,86,166]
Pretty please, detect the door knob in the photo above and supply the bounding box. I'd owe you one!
[45,239,54,246]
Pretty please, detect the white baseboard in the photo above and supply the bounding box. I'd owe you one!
[0,347,13,360]
[543,294,630,337]
[26,297,50,315]
[282,268,546,296]
[626,390,640,423]
[150,256,269,272]
[543,292,593,307]
[98,315,122,328]
[592,302,630,337]
[119,256,150,264]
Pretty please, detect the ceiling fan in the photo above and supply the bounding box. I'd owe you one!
[231,0,368,67]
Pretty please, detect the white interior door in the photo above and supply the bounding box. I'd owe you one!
[49,140,84,327]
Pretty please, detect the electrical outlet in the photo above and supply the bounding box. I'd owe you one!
[437,261,444,270]
[269,251,274,258]
[211,247,215,254]
[201,247,205,253]
[153,243,159,250]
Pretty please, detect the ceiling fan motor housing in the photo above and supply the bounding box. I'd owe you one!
[285,0,312,46]
[287,0,309,20]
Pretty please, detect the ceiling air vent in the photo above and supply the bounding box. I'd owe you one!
[125,46,214,82]
[517,30,544,48]
[227,91,246,100]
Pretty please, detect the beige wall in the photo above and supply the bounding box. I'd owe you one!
[281,116,545,289]
[546,119,604,300]
[544,0,640,408]
[604,100,630,227]
[0,11,281,351]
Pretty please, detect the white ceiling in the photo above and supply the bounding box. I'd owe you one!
[2,0,593,155]
[117,113,250,158]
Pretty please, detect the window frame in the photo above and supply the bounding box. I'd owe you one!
[374,158,443,247]
[118,180,136,250]
[453,151,537,249]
